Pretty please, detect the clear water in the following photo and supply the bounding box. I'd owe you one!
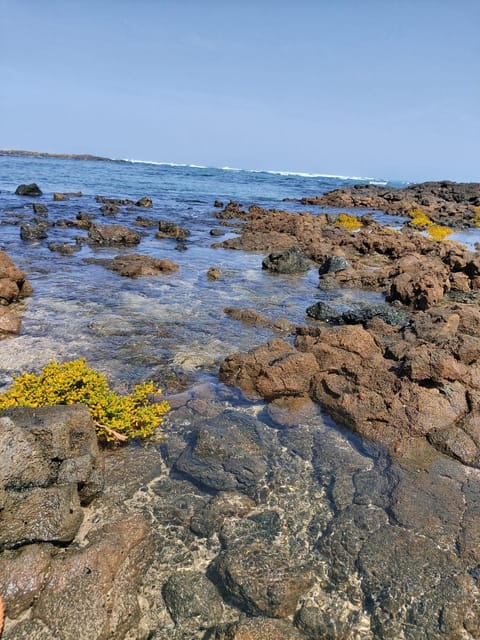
[0,155,394,388]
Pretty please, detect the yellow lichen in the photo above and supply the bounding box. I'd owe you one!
[0,358,169,443]
[408,208,455,242]
[335,213,363,231]
[409,208,433,229]
[472,208,480,227]
[426,225,453,241]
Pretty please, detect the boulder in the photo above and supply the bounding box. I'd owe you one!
[87,224,140,246]
[219,338,319,400]
[135,197,152,208]
[32,203,48,216]
[318,254,351,275]
[156,220,190,240]
[174,411,269,497]
[162,571,223,626]
[387,254,450,309]
[262,245,310,274]
[15,183,42,196]
[0,404,103,550]
[20,223,48,241]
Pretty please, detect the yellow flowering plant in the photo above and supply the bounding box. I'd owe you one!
[0,358,169,443]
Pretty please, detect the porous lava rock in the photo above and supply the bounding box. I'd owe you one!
[0,404,103,550]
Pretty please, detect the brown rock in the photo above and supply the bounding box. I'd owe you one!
[219,338,319,400]
[87,224,140,246]
[206,618,303,639]
[0,545,52,618]
[90,253,179,277]
[32,515,154,640]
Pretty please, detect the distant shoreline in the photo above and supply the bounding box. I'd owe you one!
[0,149,113,162]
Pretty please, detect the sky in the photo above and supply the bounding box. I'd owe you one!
[0,1,479,182]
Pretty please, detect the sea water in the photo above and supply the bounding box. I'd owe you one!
[0,155,398,388]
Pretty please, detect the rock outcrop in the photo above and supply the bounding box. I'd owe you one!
[301,181,480,227]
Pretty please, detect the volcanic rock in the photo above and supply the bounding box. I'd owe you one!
[262,245,310,274]
[87,223,140,246]
[15,183,42,196]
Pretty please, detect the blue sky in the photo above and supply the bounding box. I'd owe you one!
[1,1,479,181]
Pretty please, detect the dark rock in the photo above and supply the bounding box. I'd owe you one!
[190,492,255,538]
[32,203,48,216]
[15,183,42,196]
[207,267,222,280]
[209,229,225,237]
[211,543,314,618]
[213,200,224,208]
[162,571,222,626]
[342,302,410,326]
[174,411,269,496]
[87,224,140,246]
[100,203,119,215]
[135,197,152,208]
[262,245,310,274]
[20,223,48,241]
[0,404,103,549]
[318,254,351,275]
[156,220,190,240]
[306,301,342,322]
[134,216,157,227]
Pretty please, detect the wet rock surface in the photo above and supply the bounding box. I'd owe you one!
[14,183,42,197]
[86,253,179,277]
[87,223,141,246]
[0,251,32,336]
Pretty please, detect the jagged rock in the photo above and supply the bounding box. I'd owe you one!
[219,338,319,400]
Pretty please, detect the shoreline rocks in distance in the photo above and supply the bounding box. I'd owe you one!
[301,181,480,228]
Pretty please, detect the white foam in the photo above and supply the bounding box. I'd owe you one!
[120,158,386,182]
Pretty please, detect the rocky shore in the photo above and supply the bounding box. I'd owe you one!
[3,179,480,639]
[300,180,480,228]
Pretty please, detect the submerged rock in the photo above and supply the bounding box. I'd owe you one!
[86,253,179,277]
